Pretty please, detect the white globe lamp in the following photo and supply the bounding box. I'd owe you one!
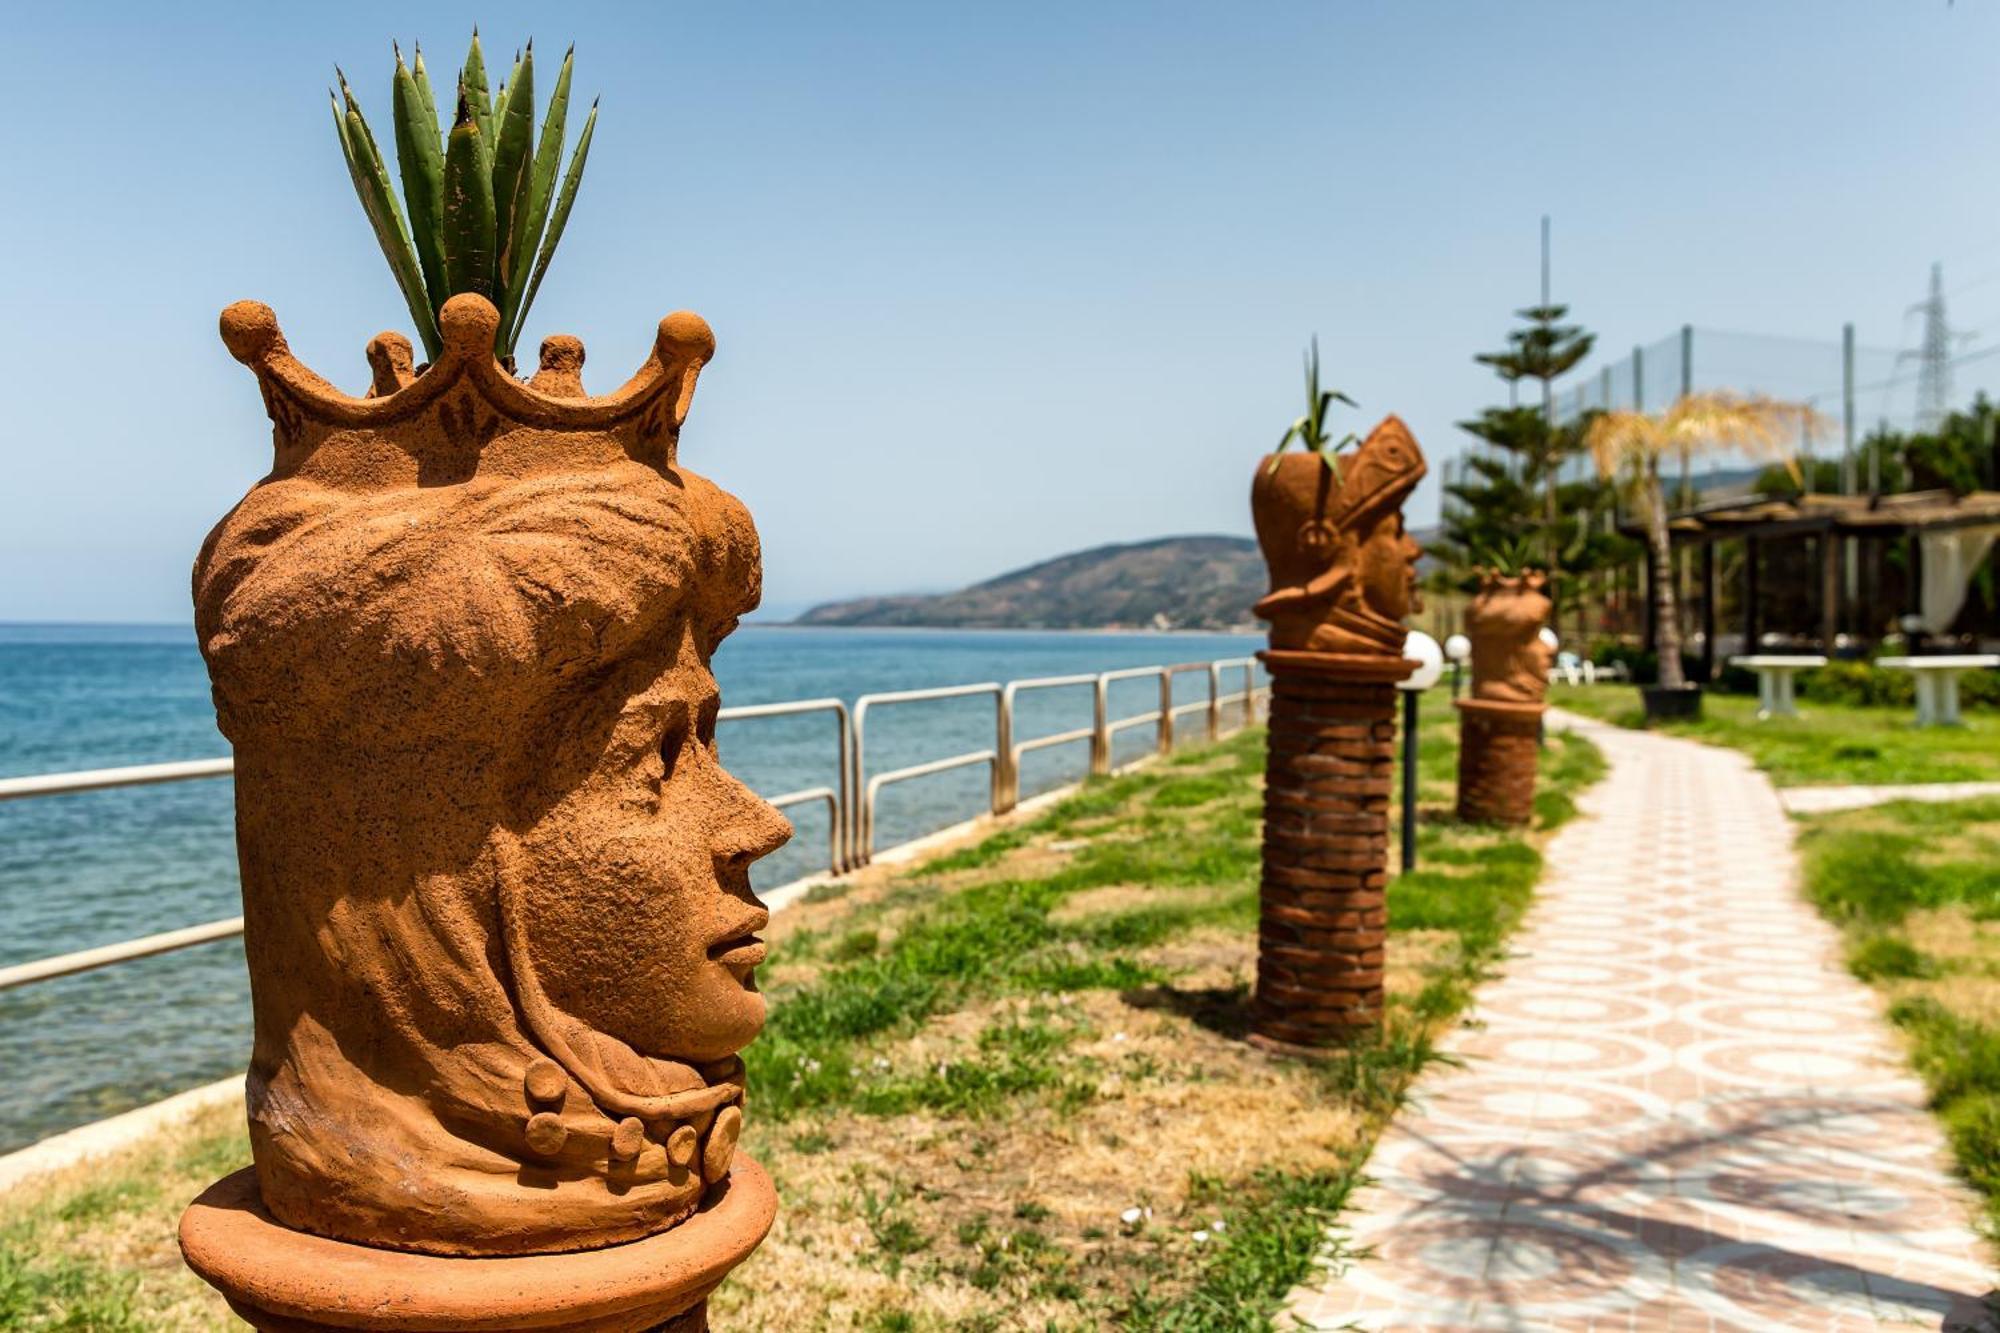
[1400,630,1444,692]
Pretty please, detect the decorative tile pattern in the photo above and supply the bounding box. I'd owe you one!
[1284,714,2000,1331]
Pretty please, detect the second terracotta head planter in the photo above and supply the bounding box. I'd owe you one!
[1465,570,1555,705]
[1455,569,1554,827]
[181,295,784,1327]
[1251,415,1427,658]
[1248,417,1426,1055]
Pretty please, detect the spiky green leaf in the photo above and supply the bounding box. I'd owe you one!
[507,46,573,314]
[334,90,441,359]
[510,97,595,352]
[411,43,439,130]
[462,31,494,147]
[392,51,448,318]
[442,90,497,304]
[491,44,536,336]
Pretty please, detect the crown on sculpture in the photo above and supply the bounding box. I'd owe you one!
[219,292,714,483]
[1251,415,1428,657]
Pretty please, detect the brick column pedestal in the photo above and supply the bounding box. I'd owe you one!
[1253,650,1414,1055]
[1454,698,1544,827]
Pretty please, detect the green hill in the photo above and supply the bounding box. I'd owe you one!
[794,535,1264,631]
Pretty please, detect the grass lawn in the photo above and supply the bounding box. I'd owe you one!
[1554,684,2000,787]
[0,706,1602,1332]
[1796,795,2000,1229]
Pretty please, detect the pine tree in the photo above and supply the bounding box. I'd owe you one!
[1439,306,1628,628]
[1473,305,1595,580]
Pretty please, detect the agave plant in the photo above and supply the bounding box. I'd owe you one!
[1268,337,1356,477]
[1469,534,1542,578]
[331,32,598,364]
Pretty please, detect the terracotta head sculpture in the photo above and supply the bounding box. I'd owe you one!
[1251,415,1427,654]
[1465,569,1555,705]
[192,295,789,1257]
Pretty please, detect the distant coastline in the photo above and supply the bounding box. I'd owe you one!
[793,534,1265,633]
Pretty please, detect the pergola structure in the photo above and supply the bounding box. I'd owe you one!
[1623,489,2000,677]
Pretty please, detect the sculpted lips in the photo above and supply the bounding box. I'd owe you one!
[709,935,767,968]
[708,905,770,973]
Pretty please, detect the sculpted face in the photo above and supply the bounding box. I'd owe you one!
[1466,571,1554,705]
[520,619,789,1066]
[1357,511,1423,622]
[1249,416,1427,656]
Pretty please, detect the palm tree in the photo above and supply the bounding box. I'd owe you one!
[1585,392,1819,693]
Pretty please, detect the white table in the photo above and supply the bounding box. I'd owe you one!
[1730,655,1827,719]
[1876,655,2000,726]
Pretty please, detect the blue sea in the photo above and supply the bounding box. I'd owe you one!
[0,621,1260,1153]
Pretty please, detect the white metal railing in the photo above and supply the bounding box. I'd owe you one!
[0,757,235,802]
[849,682,1005,865]
[715,697,852,874]
[0,653,1267,991]
[999,672,1102,810]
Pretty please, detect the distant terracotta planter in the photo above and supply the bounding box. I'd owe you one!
[178,294,784,1330]
[1248,419,1426,1055]
[1454,571,1554,827]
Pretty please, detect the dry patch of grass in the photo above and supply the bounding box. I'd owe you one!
[0,1099,246,1331]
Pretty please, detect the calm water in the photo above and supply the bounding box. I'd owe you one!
[0,621,1259,1152]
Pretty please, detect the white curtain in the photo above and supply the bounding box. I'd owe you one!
[1919,525,2000,634]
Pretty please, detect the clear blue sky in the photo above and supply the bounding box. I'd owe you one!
[4,1,1996,622]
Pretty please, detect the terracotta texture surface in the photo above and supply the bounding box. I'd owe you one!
[1250,416,1427,656]
[1254,660,1408,1051]
[1464,570,1555,706]
[1286,714,1999,1329]
[1454,571,1553,828]
[179,1157,776,1331]
[184,293,789,1266]
[1455,697,1544,827]
[1250,419,1426,1052]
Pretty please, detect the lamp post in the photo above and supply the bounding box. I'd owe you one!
[1537,627,1559,748]
[1397,631,1444,874]
[1444,633,1471,700]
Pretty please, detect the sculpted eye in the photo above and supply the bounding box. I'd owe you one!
[659,712,691,785]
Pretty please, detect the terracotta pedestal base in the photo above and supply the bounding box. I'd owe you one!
[1252,651,1413,1053]
[1455,698,1545,827]
[178,1158,778,1333]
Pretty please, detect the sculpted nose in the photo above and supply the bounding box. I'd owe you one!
[713,772,793,870]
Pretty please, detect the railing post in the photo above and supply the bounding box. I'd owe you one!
[1091,675,1110,775]
[1157,669,1174,754]
[1207,662,1222,741]
[834,705,853,874]
[850,701,870,868]
[994,688,1014,814]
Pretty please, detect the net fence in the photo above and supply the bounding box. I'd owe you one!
[1529,324,2000,490]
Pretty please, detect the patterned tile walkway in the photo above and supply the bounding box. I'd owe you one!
[1285,714,2000,1331]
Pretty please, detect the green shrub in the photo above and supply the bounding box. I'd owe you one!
[1848,935,1935,980]
[1797,659,1999,711]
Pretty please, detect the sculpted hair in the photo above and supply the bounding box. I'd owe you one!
[194,464,760,748]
